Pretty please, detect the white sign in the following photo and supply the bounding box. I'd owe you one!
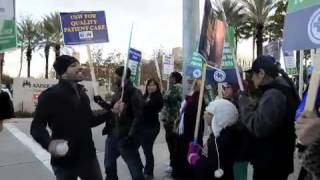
[163,56,174,76]
[128,60,139,76]
[13,78,100,113]
[0,0,14,20]
[283,51,297,75]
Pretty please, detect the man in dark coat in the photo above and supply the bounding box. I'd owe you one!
[0,87,14,132]
[103,66,145,180]
[239,55,299,180]
[30,55,109,180]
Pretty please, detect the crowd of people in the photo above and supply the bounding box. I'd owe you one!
[0,54,320,180]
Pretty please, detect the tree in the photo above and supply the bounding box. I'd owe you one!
[39,12,63,79]
[265,0,288,41]
[241,0,277,57]
[17,17,40,77]
[214,0,247,48]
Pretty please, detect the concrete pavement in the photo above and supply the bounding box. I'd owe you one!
[0,118,301,180]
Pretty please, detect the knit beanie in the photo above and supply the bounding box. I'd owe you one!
[53,55,79,76]
[205,99,238,137]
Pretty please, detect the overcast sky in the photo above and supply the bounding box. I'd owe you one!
[3,0,252,78]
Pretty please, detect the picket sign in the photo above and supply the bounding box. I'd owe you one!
[193,62,207,141]
[304,49,320,113]
[86,45,98,96]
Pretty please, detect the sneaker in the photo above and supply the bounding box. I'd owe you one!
[164,166,172,173]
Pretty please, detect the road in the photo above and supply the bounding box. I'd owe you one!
[0,118,301,180]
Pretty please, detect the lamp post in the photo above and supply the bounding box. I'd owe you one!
[182,0,200,96]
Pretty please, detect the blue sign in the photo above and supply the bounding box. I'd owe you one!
[128,48,142,62]
[206,68,238,85]
[60,11,109,45]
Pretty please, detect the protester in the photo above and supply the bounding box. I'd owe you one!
[0,86,14,132]
[222,82,248,180]
[30,55,109,180]
[296,113,320,180]
[239,55,299,180]
[160,71,183,173]
[172,79,204,178]
[191,99,240,180]
[139,78,164,179]
[102,66,145,180]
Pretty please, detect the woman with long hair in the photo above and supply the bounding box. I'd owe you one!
[140,78,164,179]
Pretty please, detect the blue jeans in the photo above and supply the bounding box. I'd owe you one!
[104,135,144,180]
[52,157,102,180]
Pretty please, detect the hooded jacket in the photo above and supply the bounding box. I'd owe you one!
[239,77,298,175]
[194,99,240,180]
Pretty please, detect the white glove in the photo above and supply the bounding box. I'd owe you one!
[48,139,69,157]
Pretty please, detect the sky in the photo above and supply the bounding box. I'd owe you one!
[2,0,253,78]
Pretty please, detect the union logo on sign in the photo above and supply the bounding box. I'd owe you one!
[193,69,202,78]
[308,8,320,44]
[213,70,226,83]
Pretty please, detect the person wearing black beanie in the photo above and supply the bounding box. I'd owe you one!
[30,55,111,180]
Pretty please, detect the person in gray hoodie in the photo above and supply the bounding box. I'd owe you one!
[238,55,299,180]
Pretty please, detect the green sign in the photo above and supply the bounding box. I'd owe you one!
[189,52,203,68]
[222,26,236,69]
[186,52,203,79]
[283,51,298,75]
[287,0,320,13]
[0,0,16,52]
[0,20,16,52]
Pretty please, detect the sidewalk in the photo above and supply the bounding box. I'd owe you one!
[0,118,301,180]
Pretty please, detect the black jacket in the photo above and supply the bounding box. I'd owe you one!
[142,92,164,129]
[183,91,204,144]
[30,80,109,167]
[194,126,240,180]
[239,78,298,175]
[104,81,144,138]
[0,90,14,120]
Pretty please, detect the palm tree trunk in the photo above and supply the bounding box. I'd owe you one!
[18,46,24,77]
[256,24,264,57]
[26,47,32,78]
[44,44,50,79]
[54,44,61,79]
[55,44,60,59]
[0,53,4,85]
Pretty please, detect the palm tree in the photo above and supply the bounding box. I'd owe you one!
[17,17,40,77]
[39,12,63,78]
[241,0,277,57]
[212,0,247,51]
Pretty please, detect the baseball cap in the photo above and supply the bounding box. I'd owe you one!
[246,55,278,77]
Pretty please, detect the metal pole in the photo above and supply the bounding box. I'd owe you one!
[299,50,304,98]
[182,0,200,96]
[0,53,4,86]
